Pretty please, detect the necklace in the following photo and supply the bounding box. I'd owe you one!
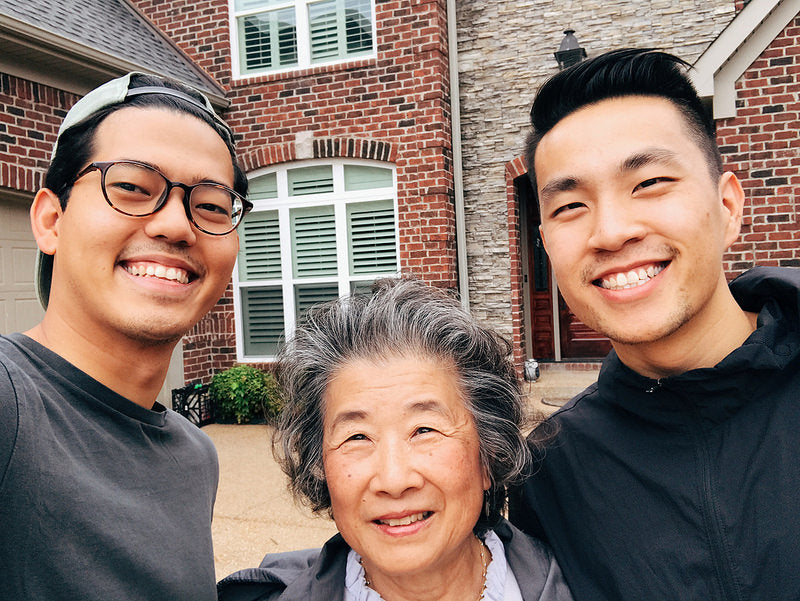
[360,536,490,600]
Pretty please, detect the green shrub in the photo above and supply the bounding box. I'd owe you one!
[209,365,281,424]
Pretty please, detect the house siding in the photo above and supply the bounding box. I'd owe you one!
[719,14,800,274]
[132,0,456,381]
[455,0,737,363]
[0,74,74,196]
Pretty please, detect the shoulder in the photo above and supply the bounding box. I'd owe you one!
[0,335,32,486]
[219,536,346,601]
[495,519,574,601]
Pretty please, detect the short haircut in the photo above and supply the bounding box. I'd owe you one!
[45,73,247,209]
[273,276,531,535]
[526,48,722,188]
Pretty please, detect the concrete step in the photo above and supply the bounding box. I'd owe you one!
[524,361,601,419]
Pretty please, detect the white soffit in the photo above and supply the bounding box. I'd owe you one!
[691,0,800,119]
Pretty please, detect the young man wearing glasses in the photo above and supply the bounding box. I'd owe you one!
[0,73,251,600]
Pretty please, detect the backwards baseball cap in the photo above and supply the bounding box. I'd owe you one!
[36,72,233,309]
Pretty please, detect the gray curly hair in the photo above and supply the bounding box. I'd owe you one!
[272,276,531,534]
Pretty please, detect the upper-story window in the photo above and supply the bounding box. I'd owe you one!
[234,160,398,361]
[231,0,375,76]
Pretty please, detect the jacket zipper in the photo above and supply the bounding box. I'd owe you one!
[684,403,744,601]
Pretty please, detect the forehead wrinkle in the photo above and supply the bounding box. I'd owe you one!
[326,399,455,433]
[327,408,369,431]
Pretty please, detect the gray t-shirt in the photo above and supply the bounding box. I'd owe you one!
[0,333,219,601]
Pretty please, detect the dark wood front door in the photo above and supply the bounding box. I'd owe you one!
[518,173,611,360]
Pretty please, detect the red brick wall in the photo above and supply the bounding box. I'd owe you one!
[132,0,456,381]
[506,157,527,373]
[0,75,75,195]
[719,15,800,276]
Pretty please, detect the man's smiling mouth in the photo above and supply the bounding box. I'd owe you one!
[123,262,191,284]
[596,262,666,290]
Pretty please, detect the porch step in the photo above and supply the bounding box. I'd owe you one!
[524,361,601,419]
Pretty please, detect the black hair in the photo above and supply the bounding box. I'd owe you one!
[45,73,247,209]
[526,48,722,188]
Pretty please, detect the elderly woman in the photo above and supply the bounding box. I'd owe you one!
[218,277,572,601]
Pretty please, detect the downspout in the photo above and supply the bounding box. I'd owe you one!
[446,0,470,310]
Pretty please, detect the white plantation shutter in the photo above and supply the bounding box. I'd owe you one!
[295,283,340,316]
[309,0,372,63]
[248,172,278,199]
[348,199,396,274]
[344,0,372,54]
[291,206,338,277]
[236,161,396,359]
[238,211,281,281]
[344,164,392,191]
[288,165,334,195]
[241,286,285,356]
[238,7,298,73]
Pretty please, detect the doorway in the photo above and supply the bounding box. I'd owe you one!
[517,174,611,361]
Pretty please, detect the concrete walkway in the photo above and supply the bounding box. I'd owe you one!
[206,362,600,580]
[207,423,337,580]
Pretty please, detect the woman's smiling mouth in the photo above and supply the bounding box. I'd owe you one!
[375,511,433,527]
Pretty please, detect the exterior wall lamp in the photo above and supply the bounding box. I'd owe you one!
[554,29,587,70]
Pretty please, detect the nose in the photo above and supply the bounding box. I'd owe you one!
[587,198,647,252]
[369,439,424,497]
[142,187,197,245]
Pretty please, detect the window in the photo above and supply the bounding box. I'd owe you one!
[235,161,398,360]
[231,0,375,76]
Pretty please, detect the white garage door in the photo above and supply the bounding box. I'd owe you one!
[0,196,44,334]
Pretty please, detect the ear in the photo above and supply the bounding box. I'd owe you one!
[538,223,548,253]
[717,171,745,249]
[30,188,63,256]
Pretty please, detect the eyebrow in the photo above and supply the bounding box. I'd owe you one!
[619,147,681,173]
[539,176,579,205]
[326,400,448,432]
[538,147,681,206]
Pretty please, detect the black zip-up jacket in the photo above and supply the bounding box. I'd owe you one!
[509,266,800,601]
[217,519,573,600]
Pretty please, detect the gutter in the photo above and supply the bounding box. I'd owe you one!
[446,0,470,310]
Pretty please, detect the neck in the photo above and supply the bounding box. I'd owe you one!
[614,283,758,380]
[26,312,177,409]
[363,536,488,601]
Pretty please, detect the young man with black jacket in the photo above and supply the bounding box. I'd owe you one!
[509,48,800,601]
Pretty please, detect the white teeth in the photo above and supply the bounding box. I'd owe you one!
[379,512,427,527]
[600,264,664,290]
[124,263,189,284]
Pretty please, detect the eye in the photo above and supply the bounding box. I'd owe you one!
[551,201,585,218]
[413,426,437,436]
[345,433,368,442]
[633,177,672,192]
[109,181,151,197]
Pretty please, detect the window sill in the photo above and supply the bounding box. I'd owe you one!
[231,56,378,88]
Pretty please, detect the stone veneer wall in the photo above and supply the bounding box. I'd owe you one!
[455,0,736,349]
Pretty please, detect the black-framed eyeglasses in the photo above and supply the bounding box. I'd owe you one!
[70,160,252,235]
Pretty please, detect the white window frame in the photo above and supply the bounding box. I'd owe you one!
[234,159,399,362]
[229,0,377,79]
